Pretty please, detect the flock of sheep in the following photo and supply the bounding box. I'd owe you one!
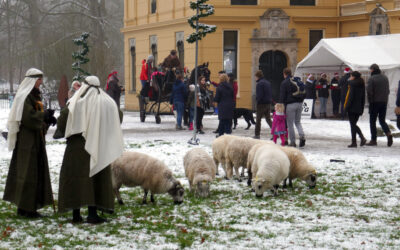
[110,135,318,205]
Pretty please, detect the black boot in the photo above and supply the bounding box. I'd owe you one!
[73,209,83,223]
[348,139,357,148]
[87,206,107,224]
[386,132,393,147]
[360,134,367,147]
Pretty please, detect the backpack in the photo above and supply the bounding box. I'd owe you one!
[290,77,306,101]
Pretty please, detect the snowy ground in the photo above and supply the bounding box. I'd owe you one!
[0,108,400,249]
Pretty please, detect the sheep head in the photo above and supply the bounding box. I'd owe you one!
[196,180,210,198]
[303,170,317,189]
[168,181,184,204]
[252,176,272,198]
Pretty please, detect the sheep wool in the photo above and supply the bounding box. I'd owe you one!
[251,144,290,197]
[111,151,184,205]
[212,134,238,175]
[183,148,216,197]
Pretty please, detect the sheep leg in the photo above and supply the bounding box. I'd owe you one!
[213,158,219,175]
[282,178,288,189]
[247,169,252,187]
[150,193,155,203]
[142,189,148,204]
[289,178,293,188]
[240,167,245,177]
[225,160,233,180]
[234,165,241,182]
[113,183,124,205]
[273,185,279,197]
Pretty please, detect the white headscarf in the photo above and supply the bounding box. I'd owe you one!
[65,76,124,177]
[7,68,43,151]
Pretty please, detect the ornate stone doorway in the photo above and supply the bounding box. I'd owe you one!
[259,50,287,103]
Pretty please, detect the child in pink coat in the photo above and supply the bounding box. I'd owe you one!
[271,103,287,146]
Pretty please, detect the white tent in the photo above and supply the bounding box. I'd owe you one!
[296,34,400,119]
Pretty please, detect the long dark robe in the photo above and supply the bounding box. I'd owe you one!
[55,107,122,213]
[3,91,54,212]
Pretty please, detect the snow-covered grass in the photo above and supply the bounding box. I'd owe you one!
[0,110,400,249]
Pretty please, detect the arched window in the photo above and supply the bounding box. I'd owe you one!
[151,0,157,14]
[177,40,184,68]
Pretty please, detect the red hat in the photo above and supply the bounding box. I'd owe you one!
[106,71,118,90]
[334,72,339,76]
[344,67,351,73]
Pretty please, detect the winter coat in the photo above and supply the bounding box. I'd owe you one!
[331,78,341,99]
[214,81,234,120]
[55,107,123,213]
[232,81,238,103]
[339,73,351,99]
[271,112,287,136]
[256,78,272,104]
[140,60,152,81]
[170,80,187,104]
[305,79,317,99]
[106,78,121,107]
[187,90,195,108]
[344,77,365,115]
[367,71,390,104]
[197,84,209,110]
[279,76,303,104]
[3,90,54,212]
[316,78,330,98]
[161,55,182,70]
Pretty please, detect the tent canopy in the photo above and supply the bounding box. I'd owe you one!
[296,34,400,74]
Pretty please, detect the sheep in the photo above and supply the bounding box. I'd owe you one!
[212,134,238,176]
[246,142,268,187]
[224,137,269,181]
[250,143,290,197]
[246,143,317,189]
[111,152,184,205]
[280,146,317,189]
[183,148,216,197]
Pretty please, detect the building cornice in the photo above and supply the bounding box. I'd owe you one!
[121,18,188,33]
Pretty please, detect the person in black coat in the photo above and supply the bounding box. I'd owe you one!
[343,71,366,148]
[254,70,272,139]
[316,73,330,118]
[331,73,341,117]
[305,74,317,119]
[340,68,351,119]
[214,74,234,137]
[106,71,124,107]
[396,80,400,130]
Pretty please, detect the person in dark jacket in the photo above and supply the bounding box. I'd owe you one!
[196,76,209,134]
[365,64,392,147]
[161,50,182,71]
[305,74,317,119]
[170,72,187,130]
[4,68,54,218]
[254,70,272,139]
[214,74,234,137]
[396,80,400,130]
[279,68,306,147]
[316,73,330,118]
[340,68,352,119]
[344,71,366,148]
[228,73,238,107]
[106,71,124,107]
[331,73,341,117]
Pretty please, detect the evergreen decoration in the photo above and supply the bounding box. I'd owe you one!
[72,32,90,81]
[187,0,216,43]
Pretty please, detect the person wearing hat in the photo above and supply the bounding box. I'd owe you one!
[161,50,182,71]
[340,67,352,119]
[316,73,330,118]
[105,71,124,107]
[305,74,317,119]
[54,76,124,223]
[3,68,54,218]
[366,63,392,147]
[331,73,341,117]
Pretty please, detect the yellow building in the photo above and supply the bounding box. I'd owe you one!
[121,0,400,111]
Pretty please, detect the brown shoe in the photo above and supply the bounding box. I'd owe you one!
[386,132,393,147]
[348,140,357,148]
[366,140,377,146]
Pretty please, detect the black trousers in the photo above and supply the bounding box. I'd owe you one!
[369,102,390,140]
[255,103,272,136]
[397,115,400,130]
[218,119,232,136]
[348,112,363,141]
[331,90,341,115]
[196,108,204,130]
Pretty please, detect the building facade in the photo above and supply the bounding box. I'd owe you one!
[121,0,400,111]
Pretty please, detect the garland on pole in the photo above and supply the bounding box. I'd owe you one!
[186,0,216,43]
[72,32,90,81]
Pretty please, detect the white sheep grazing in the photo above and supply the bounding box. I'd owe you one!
[280,146,317,189]
[250,144,290,197]
[111,152,185,205]
[183,148,216,197]
[224,137,267,181]
[246,142,270,187]
[212,134,238,176]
